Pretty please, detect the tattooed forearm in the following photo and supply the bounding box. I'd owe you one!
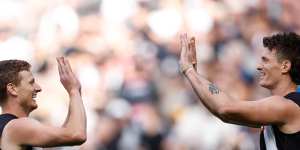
[208,83,220,95]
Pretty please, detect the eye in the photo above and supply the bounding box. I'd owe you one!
[262,56,268,62]
[29,79,35,84]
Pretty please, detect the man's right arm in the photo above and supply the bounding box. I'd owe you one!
[57,57,87,138]
[2,117,86,148]
[1,57,87,148]
[179,34,299,128]
[183,68,297,127]
[56,56,87,143]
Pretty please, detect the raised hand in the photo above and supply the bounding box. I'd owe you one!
[56,57,81,94]
[179,33,197,74]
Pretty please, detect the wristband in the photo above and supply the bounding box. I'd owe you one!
[180,64,194,74]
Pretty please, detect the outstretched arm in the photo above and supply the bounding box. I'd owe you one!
[179,33,229,117]
[179,34,296,127]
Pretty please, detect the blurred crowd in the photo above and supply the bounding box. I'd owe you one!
[1,0,300,150]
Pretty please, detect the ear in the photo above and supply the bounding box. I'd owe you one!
[6,83,18,97]
[281,60,291,74]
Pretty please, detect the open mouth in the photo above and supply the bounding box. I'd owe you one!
[32,94,37,101]
[259,71,265,78]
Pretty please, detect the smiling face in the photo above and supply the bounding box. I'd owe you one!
[256,48,283,89]
[16,70,42,112]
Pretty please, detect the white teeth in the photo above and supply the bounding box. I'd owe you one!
[258,72,265,79]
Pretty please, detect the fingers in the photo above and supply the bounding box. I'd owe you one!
[64,58,74,75]
[190,37,195,51]
[180,33,188,49]
[57,57,74,78]
[56,57,81,93]
[180,33,188,59]
[180,34,196,59]
[189,37,197,71]
[179,33,198,73]
[189,37,197,65]
[56,57,64,76]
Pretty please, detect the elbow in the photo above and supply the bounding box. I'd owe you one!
[216,105,233,123]
[66,130,86,145]
[73,132,87,145]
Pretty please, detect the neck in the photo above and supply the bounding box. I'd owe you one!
[270,78,297,96]
[1,99,29,118]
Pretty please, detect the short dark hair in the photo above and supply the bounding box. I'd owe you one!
[263,32,300,84]
[0,60,31,102]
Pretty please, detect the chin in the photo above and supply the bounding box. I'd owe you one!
[33,103,38,109]
[258,79,266,85]
[259,81,272,89]
[30,104,38,111]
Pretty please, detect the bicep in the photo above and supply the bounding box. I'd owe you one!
[221,96,293,127]
[3,118,78,147]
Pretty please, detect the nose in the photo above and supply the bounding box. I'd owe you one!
[256,62,262,71]
[35,83,42,93]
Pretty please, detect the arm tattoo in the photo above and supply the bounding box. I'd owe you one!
[208,83,220,95]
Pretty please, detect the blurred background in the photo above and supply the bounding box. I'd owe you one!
[0,0,300,149]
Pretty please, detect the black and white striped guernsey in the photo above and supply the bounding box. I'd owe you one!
[260,92,300,150]
[0,113,33,150]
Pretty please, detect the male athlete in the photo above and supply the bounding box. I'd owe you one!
[180,32,300,149]
[0,57,86,149]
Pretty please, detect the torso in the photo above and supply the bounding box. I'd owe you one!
[260,92,300,150]
[0,114,33,150]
